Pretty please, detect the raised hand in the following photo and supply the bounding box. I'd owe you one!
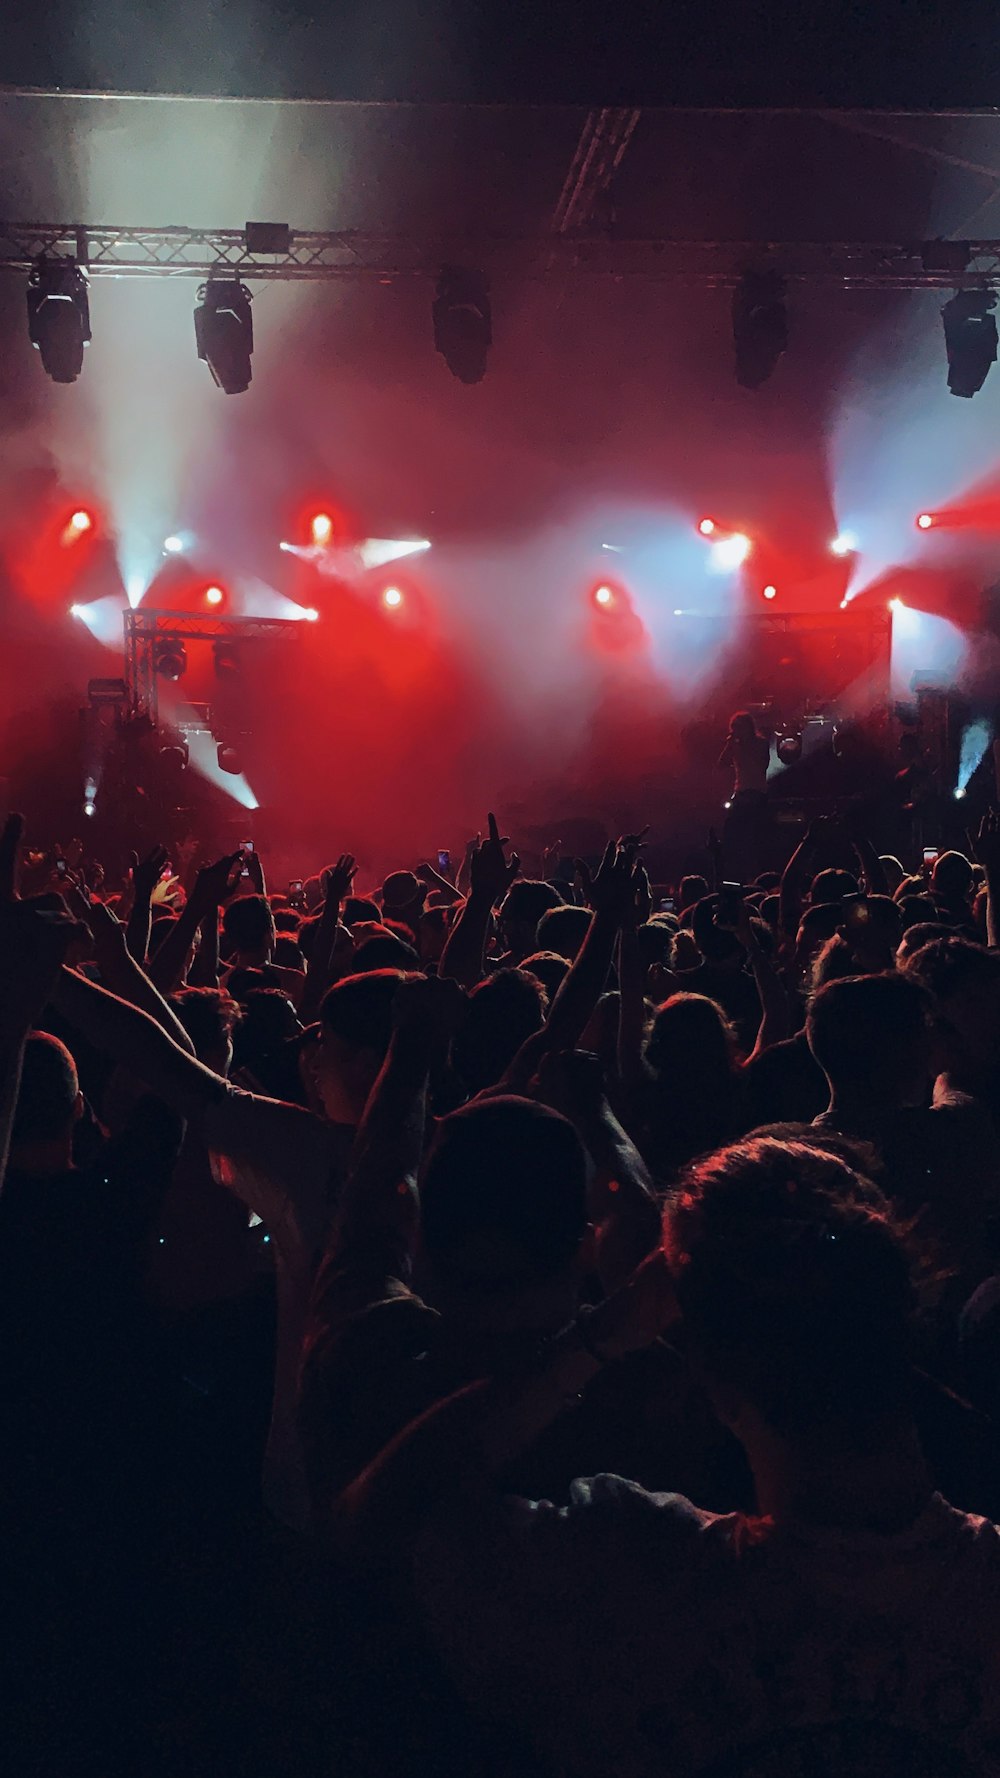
[576,840,641,920]
[0,815,88,1031]
[621,860,653,931]
[244,849,266,896]
[190,851,244,916]
[469,813,519,904]
[130,845,169,903]
[323,854,358,906]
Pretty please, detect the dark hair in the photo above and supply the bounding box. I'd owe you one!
[932,851,974,902]
[320,968,410,1054]
[168,986,240,1061]
[232,987,302,1071]
[806,972,933,1091]
[500,879,564,934]
[273,935,305,970]
[450,967,547,1094]
[809,868,859,907]
[273,909,302,934]
[664,1137,914,1435]
[903,935,1000,1000]
[895,893,939,931]
[519,950,570,999]
[352,933,420,974]
[679,874,709,911]
[420,1097,587,1285]
[222,895,275,954]
[344,896,382,927]
[646,992,736,1082]
[12,1031,79,1143]
[536,904,592,960]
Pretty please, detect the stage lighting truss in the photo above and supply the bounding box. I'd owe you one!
[941,287,998,398]
[26,254,91,382]
[194,276,254,393]
[124,610,305,728]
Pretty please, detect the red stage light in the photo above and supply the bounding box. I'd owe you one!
[697,518,716,537]
[762,584,777,600]
[594,585,614,607]
[69,509,93,533]
[205,585,225,607]
[382,585,403,608]
[916,512,935,530]
[311,512,334,546]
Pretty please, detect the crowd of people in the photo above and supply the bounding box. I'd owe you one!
[5,786,1000,1775]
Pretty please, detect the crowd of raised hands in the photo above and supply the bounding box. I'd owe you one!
[6,800,1000,1775]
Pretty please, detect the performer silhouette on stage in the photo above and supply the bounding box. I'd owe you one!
[718,710,771,880]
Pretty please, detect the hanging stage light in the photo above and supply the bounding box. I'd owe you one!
[941,289,998,398]
[776,729,803,765]
[432,267,492,384]
[732,270,788,390]
[27,256,92,383]
[154,640,187,681]
[213,641,241,680]
[194,277,254,394]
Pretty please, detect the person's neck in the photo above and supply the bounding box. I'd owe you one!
[8,1135,75,1177]
[234,946,271,969]
[745,1414,933,1534]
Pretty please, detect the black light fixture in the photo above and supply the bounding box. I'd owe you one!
[245,221,291,255]
[217,742,242,774]
[432,267,492,383]
[732,270,788,390]
[27,256,92,383]
[941,288,998,398]
[213,641,241,680]
[194,277,254,394]
[154,640,187,681]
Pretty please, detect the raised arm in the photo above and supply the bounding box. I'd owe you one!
[53,965,223,1119]
[0,815,89,1193]
[147,850,242,994]
[301,854,358,1024]
[71,893,196,1054]
[124,845,168,965]
[735,902,790,1063]
[439,815,519,989]
[501,841,639,1092]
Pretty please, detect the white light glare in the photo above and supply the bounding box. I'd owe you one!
[83,800,96,817]
[358,538,432,570]
[163,535,184,554]
[301,607,319,622]
[957,719,993,797]
[954,787,967,799]
[830,531,858,556]
[70,603,85,618]
[710,532,751,570]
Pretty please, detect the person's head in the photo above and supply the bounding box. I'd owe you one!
[663,1138,915,1449]
[10,1032,83,1171]
[343,895,382,928]
[352,932,420,974]
[806,972,935,1111]
[416,1097,589,1330]
[636,919,675,971]
[169,986,240,1075]
[879,856,906,895]
[519,950,570,1000]
[222,894,275,962]
[273,935,305,970]
[381,871,425,936]
[903,936,1000,1077]
[450,968,547,1096]
[757,893,781,933]
[895,921,952,965]
[793,902,843,974]
[690,895,744,965]
[232,988,302,1074]
[535,904,593,963]
[302,874,325,911]
[840,894,903,971]
[272,909,302,934]
[646,993,737,1088]
[754,870,781,892]
[729,711,756,742]
[895,892,940,932]
[678,874,709,912]
[315,968,411,1123]
[808,868,858,908]
[499,879,564,959]
[931,850,974,908]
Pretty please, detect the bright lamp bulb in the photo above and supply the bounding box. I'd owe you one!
[594,585,614,606]
[382,586,403,608]
[69,509,93,533]
[916,512,934,530]
[205,585,224,607]
[311,513,334,545]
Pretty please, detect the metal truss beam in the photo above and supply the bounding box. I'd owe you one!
[124,609,304,726]
[2,221,1000,286]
